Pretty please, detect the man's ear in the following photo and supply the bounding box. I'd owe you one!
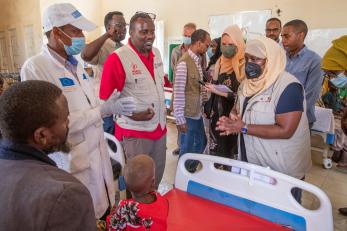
[299,31,306,41]
[33,127,49,146]
[52,27,62,40]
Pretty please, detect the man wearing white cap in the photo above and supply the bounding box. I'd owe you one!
[21,3,136,219]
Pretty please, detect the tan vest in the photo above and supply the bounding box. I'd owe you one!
[176,52,202,117]
[236,72,312,179]
[115,44,166,132]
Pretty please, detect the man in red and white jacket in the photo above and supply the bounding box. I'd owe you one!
[100,12,167,187]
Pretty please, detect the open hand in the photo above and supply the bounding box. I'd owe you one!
[204,83,218,94]
[177,123,188,133]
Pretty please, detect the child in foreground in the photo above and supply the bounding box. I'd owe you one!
[107,155,169,231]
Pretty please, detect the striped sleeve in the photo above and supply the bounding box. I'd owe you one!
[173,61,187,125]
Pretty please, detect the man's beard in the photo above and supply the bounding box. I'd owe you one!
[43,142,71,154]
[43,129,71,154]
[56,142,71,153]
[269,35,278,41]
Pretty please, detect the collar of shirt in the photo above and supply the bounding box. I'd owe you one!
[106,38,123,50]
[47,45,66,66]
[47,45,79,78]
[67,55,79,66]
[116,41,123,49]
[188,49,201,63]
[287,45,307,59]
[47,45,78,67]
[0,139,57,166]
[188,49,204,81]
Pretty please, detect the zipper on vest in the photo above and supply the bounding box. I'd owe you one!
[84,94,91,105]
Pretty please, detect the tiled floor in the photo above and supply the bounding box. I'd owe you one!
[161,120,347,231]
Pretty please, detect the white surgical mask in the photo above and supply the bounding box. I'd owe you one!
[182,36,191,45]
[58,28,85,55]
[330,72,347,88]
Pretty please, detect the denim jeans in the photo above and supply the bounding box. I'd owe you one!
[103,116,115,135]
[179,117,207,172]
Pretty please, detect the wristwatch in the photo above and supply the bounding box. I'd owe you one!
[241,124,248,134]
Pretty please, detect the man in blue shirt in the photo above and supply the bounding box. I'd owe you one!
[281,19,323,127]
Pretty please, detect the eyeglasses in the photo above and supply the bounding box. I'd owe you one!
[110,22,129,28]
[266,28,280,33]
[135,11,156,20]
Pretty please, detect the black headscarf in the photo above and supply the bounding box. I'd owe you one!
[206,37,222,71]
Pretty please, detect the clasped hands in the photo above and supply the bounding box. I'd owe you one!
[216,112,245,136]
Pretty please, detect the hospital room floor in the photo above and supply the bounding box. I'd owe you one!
[161,120,347,231]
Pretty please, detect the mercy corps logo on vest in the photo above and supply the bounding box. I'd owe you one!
[131,64,142,75]
[131,61,163,76]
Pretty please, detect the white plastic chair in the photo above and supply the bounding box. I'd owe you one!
[103,132,125,168]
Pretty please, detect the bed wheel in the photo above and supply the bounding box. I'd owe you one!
[323,158,332,169]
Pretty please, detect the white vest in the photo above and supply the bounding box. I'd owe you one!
[20,45,115,218]
[237,72,312,179]
[115,44,166,132]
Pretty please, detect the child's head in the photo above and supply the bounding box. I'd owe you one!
[124,154,155,196]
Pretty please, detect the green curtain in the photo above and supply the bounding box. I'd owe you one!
[168,43,180,82]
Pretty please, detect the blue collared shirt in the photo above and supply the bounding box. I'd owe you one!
[47,46,79,79]
[285,46,323,123]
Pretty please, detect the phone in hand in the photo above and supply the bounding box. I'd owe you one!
[198,80,206,86]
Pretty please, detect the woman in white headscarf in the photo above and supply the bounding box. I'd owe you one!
[216,37,311,203]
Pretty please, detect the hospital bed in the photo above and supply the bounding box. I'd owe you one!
[164,154,333,231]
[311,106,335,169]
[164,87,175,120]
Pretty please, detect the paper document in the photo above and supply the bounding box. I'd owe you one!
[214,84,233,93]
[312,106,334,133]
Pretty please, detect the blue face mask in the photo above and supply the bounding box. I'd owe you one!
[207,47,214,58]
[59,29,86,55]
[182,36,191,45]
[330,72,347,88]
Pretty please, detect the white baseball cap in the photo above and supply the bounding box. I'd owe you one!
[42,3,96,33]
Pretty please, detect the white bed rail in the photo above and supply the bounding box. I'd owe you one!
[175,154,333,231]
[103,132,125,168]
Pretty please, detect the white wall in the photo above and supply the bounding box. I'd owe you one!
[0,0,346,71]
[101,0,347,39]
[0,0,105,71]
[0,0,42,71]
[101,0,347,71]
